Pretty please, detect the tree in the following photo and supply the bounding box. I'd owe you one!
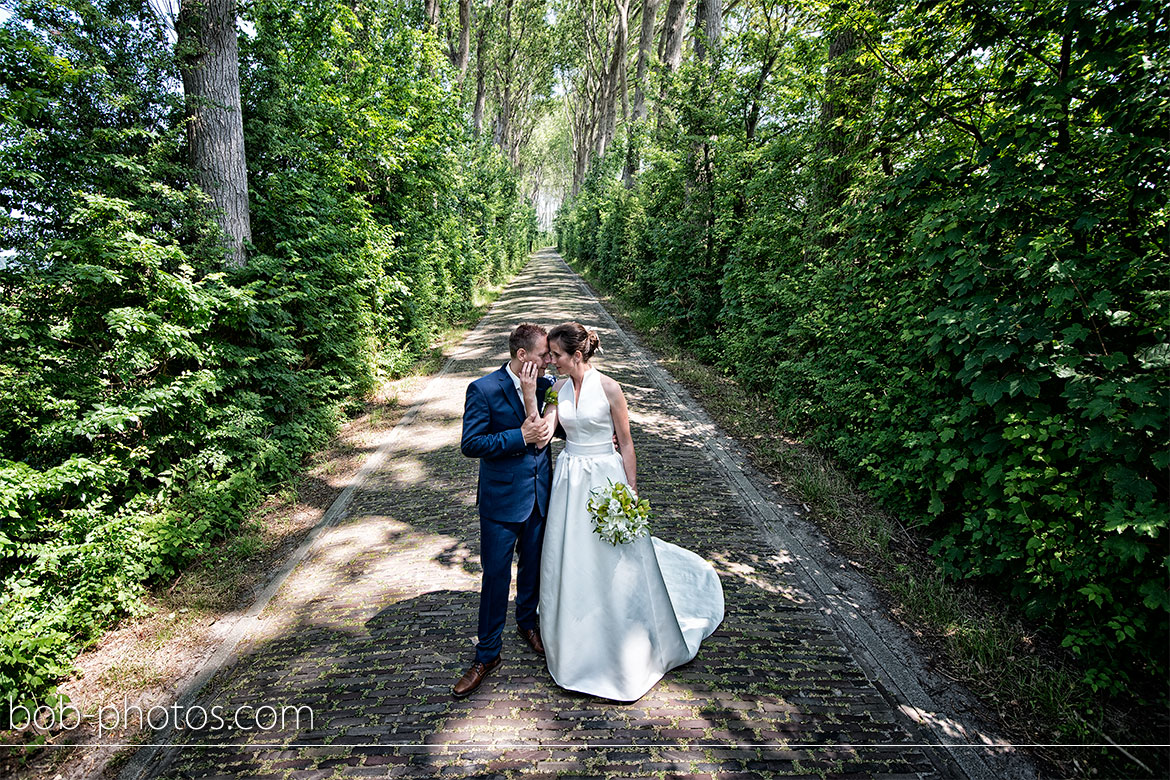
[472,0,493,134]
[660,0,688,73]
[485,0,555,167]
[622,0,661,184]
[694,0,722,60]
[558,0,1170,698]
[810,1,884,248]
[631,0,661,122]
[656,0,688,130]
[558,0,633,193]
[177,0,251,266]
[448,0,472,82]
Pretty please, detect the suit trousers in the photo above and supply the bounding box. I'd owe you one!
[476,502,545,663]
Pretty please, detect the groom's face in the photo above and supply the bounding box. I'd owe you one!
[521,335,552,377]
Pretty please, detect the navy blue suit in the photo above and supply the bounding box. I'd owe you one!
[461,364,553,663]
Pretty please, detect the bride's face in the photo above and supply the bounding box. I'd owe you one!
[549,339,578,375]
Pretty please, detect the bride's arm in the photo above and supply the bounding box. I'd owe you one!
[602,375,637,493]
[520,363,561,448]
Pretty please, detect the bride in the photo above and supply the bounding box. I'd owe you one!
[519,322,724,701]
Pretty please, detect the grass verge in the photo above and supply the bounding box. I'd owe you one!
[568,255,1167,779]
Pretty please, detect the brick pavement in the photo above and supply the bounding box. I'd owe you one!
[125,249,1016,779]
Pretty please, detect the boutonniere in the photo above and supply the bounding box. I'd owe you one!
[544,388,559,406]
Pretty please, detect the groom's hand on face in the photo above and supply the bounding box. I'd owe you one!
[522,412,548,445]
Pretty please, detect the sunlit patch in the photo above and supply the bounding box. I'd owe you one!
[708,551,811,605]
[899,705,1011,746]
[386,418,464,454]
[264,515,480,633]
[421,376,485,418]
[383,456,428,485]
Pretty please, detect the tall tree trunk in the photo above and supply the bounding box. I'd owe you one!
[812,4,877,248]
[694,0,722,60]
[631,0,660,122]
[688,1,722,288]
[745,49,777,143]
[455,0,472,82]
[472,2,491,136]
[177,0,251,267]
[494,0,519,163]
[818,24,860,200]
[660,0,687,73]
[625,0,660,185]
[657,0,688,130]
[425,0,442,28]
[496,81,512,154]
[569,84,596,195]
[600,0,630,157]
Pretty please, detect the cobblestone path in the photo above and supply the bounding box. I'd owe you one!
[126,250,1024,780]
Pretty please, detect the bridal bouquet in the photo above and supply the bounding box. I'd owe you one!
[587,480,651,546]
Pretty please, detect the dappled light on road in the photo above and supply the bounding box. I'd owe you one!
[128,250,1023,779]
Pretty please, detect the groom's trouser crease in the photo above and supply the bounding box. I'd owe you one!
[139,249,1006,779]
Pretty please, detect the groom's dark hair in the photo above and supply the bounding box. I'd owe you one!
[509,323,547,357]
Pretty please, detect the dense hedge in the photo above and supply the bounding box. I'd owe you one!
[558,1,1167,693]
[0,0,534,718]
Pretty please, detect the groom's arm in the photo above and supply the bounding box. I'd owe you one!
[460,382,526,459]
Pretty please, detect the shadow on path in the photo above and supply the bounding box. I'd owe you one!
[125,249,1018,779]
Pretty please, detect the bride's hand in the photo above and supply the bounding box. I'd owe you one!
[519,360,538,398]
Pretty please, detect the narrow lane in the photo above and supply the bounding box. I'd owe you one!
[127,249,1030,779]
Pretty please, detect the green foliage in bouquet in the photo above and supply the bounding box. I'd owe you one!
[587,480,651,546]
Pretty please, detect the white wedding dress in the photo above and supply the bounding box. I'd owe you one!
[540,368,724,701]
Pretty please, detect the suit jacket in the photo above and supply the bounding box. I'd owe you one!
[460,364,554,524]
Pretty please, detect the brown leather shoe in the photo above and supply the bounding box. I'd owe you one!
[517,626,545,656]
[452,656,501,698]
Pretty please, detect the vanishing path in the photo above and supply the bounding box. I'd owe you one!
[123,250,1031,779]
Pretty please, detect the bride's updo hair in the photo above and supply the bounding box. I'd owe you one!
[549,322,601,362]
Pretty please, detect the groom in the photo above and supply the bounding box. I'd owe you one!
[454,323,555,697]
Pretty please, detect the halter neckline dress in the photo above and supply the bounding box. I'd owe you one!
[539,368,725,701]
